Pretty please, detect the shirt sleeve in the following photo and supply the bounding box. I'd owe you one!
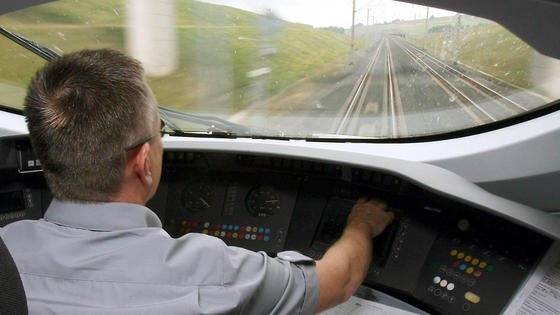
[203,242,320,315]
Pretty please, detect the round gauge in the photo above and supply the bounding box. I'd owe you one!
[182,180,214,213]
[246,186,281,217]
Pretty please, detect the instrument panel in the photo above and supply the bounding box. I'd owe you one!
[161,151,413,253]
[165,166,299,252]
[0,136,553,315]
[159,150,552,315]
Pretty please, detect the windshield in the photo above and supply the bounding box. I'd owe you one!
[1,0,559,139]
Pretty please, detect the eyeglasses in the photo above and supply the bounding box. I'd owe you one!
[124,118,166,152]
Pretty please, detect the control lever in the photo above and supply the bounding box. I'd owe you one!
[372,214,399,267]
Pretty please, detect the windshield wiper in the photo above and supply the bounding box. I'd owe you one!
[0,27,275,139]
[159,107,252,136]
[0,26,59,61]
[159,107,288,139]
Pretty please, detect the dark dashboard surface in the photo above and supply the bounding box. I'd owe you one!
[0,135,553,315]
[154,150,551,315]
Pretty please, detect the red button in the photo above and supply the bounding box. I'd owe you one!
[473,270,482,278]
[451,260,461,267]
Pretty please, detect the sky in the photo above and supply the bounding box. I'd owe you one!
[199,0,456,28]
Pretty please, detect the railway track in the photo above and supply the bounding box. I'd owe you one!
[392,36,539,126]
[330,35,537,138]
[385,41,407,137]
[335,38,407,137]
[335,42,383,135]
[399,39,529,114]
[393,38,497,124]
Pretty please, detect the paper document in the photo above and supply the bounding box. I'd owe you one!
[503,241,560,315]
[320,296,421,315]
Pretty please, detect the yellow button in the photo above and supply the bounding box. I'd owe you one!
[450,249,458,256]
[214,231,220,237]
[479,261,487,268]
[457,252,465,259]
[233,233,238,239]
[252,227,258,233]
[465,256,472,262]
[202,229,208,234]
[466,267,474,274]
[472,258,479,266]
[465,292,481,304]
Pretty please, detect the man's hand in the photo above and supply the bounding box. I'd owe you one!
[315,197,395,313]
[346,197,395,238]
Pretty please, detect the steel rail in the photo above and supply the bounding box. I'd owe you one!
[386,42,399,137]
[401,39,528,112]
[335,42,383,134]
[393,39,497,123]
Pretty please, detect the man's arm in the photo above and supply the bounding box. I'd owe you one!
[314,198,394,313]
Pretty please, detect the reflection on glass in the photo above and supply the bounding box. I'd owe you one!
[0,0,558,139]
[0,36,47,109]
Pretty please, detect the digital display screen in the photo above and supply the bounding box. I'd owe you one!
[0,191,25,214]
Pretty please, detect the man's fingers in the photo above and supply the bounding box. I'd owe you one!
[357,197,387,207]
[384,211,396,225]
[357,197,369,204]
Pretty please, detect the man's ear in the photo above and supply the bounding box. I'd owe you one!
[133,142,153,186]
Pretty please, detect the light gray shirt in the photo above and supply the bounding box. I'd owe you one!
[1,199,319,314]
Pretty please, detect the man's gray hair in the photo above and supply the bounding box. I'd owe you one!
[24,49,155,202]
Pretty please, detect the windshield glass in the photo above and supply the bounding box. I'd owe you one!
[1,0,559,139]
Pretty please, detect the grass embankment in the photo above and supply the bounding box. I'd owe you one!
[406,18,533,88]
[0,0,350,111]
[457,24,532,88]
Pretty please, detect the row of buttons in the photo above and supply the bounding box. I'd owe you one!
[0,210,26,221]
[166,151,195,161]
[439,265,476,287]
[451,260,483,277]
[201,230,271,241]
[181,220,271,234]
[426,286,480,308]
[427,285,456,304]
[391,219,410,259]
[265,157,342,176]
[352,169,402,188]
[450,249,494,271]
[433,276,455,291]
[26,159,41,167]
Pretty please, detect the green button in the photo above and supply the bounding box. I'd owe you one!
[487,265,495,271]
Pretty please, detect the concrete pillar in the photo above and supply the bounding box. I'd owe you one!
[126,0,178,77]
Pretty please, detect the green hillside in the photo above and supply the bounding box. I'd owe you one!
[398,17,533,88]
[455,24,532,88]
[0,0,351,111]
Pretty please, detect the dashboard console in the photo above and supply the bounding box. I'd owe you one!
[159,149,551,315]
[0,135,554,315]
[0,137,47,225]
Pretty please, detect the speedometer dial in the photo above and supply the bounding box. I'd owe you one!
[246,186,280,217]
[182,180,214,213]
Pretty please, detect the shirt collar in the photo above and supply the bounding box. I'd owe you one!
[44,199,163,231]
